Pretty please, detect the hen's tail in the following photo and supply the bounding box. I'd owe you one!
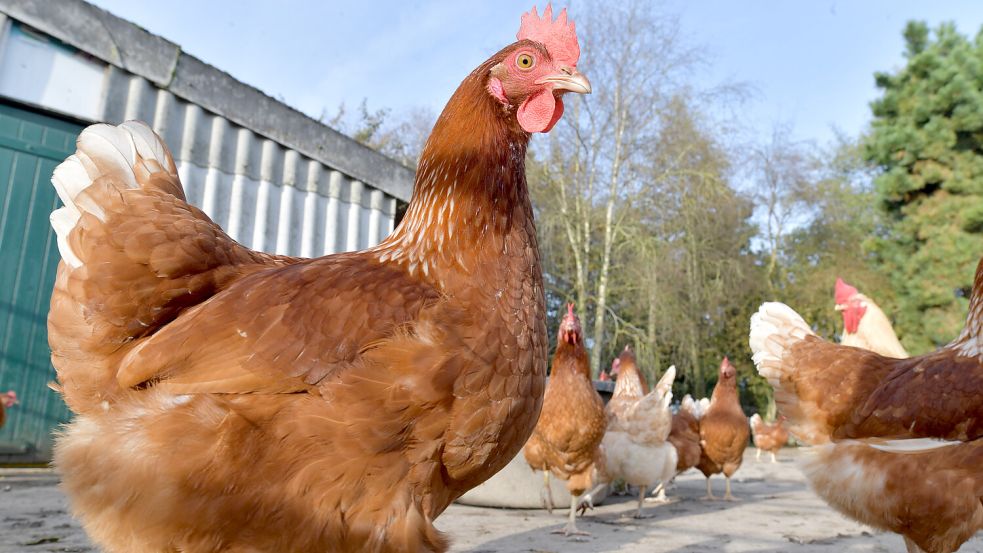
[47,122,283,413]
[749,302,835,444]
[50,122,184,268]
[626,366,675,444]
[748,413,762,436]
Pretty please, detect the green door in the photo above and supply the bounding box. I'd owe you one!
[0,101,81,462]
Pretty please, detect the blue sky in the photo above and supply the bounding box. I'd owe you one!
[88,1,983,147]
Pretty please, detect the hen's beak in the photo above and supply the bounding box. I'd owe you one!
[538,69,591,94]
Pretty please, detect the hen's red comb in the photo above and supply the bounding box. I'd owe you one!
[517,4,580,67]
[835,277,858,305]
[566,302,575,318]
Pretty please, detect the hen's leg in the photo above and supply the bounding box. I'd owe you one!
[701,477,717,500]
[903,536,927,553]
[632,485,650,518]
[770,451,777,463]
[723,476,740,501]
[755,448,761,461]
[540,472,554,513]
[576,482,606,515]
[552,494,590,537]
[647,481,669,504]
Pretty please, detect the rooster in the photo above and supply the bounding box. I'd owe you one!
[750,258,983,553]
[523,303,605,536]
[749,413,788,463]
[45,5,591,553]
[598,346,677,518]
[0,391,17,430]
[835,277,908,358]
[697,357,750,501]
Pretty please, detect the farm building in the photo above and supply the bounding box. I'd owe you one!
[0,0,415,462]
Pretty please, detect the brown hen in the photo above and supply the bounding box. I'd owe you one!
[749,414,789,462]
[523,303,605,536]
[697,357,750,501]
[46,6,591,553]
[751,259,983,553]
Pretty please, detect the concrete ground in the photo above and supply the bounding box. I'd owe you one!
[1,449,980,552]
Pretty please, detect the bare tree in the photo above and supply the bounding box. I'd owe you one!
[533,0,708,373]
[751,123,816,292]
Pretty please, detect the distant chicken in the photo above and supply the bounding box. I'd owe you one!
[749,414,788,463]
[45,6,591,552]
[599,347,677,518]
[650,399,702,502]
[751,258,983,553]
[697,357,750,501]
[835,277,908,358]
[523,303,606,536]
[0,391,17,430]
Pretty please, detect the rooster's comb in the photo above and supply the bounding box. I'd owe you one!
[566,302,575,317]
[835,277,859,305]
[517,4,580,67]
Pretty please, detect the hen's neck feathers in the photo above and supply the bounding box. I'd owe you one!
[552,340,590,380]
[842,296,908,358]
[709,376,739,410]
[613,360,646,400]
[953,258,983,358]
[376,51,533,284]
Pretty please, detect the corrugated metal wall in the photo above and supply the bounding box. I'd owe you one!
[100,67,398,256]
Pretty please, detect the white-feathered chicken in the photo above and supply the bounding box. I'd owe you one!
[598,346,677,518]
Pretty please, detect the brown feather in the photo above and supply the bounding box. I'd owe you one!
[668,408,702,472]
[697,359,749,478]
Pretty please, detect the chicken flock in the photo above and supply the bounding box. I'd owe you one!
[33,3,979,553]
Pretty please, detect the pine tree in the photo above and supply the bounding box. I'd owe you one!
[865,21,983,352]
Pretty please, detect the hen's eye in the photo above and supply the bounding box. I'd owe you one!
[516,54,535,70]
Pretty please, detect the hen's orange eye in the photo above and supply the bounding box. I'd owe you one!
[516,53,535,70]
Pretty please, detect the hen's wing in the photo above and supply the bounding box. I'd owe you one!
[49,121,441,402]
[48,122,300,411]
[117,254,441,393]
[750,302,983,443]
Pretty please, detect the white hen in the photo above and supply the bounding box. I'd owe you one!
[599,346,677,518]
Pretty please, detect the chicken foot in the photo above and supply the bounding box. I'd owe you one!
[632,485,654,518]
[770,451,778,463]
[551,494,590,537]
[755,448,761,461]
[723,476,740,501]
[646,480,671,504]
[701,477,717,501]
[576,482,606,515]
[540,471,555,513]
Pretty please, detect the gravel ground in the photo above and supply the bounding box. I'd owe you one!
[1,449,980,552]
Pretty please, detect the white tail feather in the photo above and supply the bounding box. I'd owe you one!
[749,302,814,382]
[49,121,173,269]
